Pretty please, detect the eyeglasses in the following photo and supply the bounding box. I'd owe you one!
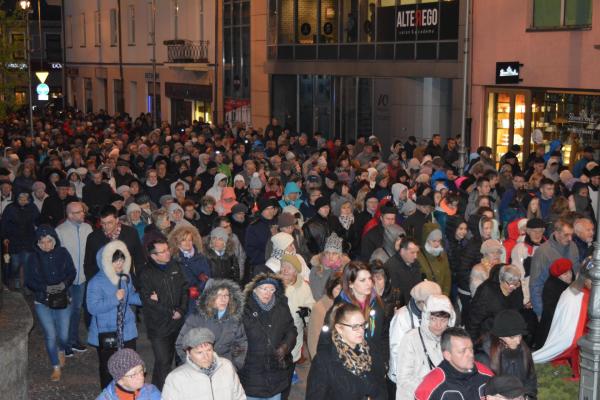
[338,322,369,331]
[124,368,145,379]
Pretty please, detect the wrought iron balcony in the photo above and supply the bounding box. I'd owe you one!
[164,39,209,63]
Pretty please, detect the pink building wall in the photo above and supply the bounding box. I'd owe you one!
[469,0,600,148]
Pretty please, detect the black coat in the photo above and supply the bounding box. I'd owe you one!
[139,259,189,339]
[330,216,360,257]
[360,224,384,261]
[238,274,297,398]
[536,275,569,348]
[83,225,147,283]
[82,182,114,216]
[303,214,333,255]
[383,253,423,307]
[39,193,79,226]
[457,215,485,293]
[467,266,525,341]
[205,248,240,282]
[306,335,382,400]
[403,210,433,243]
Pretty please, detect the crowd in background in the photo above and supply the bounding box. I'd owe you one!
[2,108,598,400]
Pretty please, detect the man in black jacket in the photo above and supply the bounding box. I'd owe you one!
[302,196,333,255]
[83,205,147,283]
[383,238,423,306]
[140,235,188,390]
[39,179,78,226]
[360,204,398,261]
[82,171,114,218]
[403,196,434,244]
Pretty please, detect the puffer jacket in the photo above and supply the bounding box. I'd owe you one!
[162,353,246,400]
[25,225,76,306]
[87,241,142,346]
[175,279,248,370]
[388,299,422,383]
[139,258,188,339]
[0,200,39,253]
[238,273,297,398]
[395,297,457,400]
[95,381,161,400]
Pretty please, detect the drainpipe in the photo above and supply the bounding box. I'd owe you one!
[458,0,471,174]
[117,0,125,112]
[213,0,218,124]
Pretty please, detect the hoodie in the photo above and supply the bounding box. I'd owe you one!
[206,172,228,201]
[503,218,526,262]
[279,181,303,209]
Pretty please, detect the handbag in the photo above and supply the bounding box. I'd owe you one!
[46,291,69,309]
[98,274,128,350]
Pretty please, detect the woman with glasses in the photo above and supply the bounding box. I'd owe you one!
[175,279,248,370]
[87,240,142,389]
[306,303,381,399]
[97,348,161,400]
[239,273,297,400]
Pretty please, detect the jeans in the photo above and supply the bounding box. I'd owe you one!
[10,251,31,288]
[247,395,282,400]
[150,332,179,390]
[96,339,136,389]
[68,283,86,347]
[34,302,72,367]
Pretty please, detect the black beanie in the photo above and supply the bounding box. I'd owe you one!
[491,310,528,337]
[526,218,545,229]
[315,196,330,211]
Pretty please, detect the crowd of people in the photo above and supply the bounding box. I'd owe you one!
[3,109,598,400]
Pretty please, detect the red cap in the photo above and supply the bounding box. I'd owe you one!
[549,258,573,278]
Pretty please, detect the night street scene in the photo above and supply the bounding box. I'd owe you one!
[1,0,600,399]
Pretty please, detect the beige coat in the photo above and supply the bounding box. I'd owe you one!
[162,353,246,400]
[285,277,315,362]
[306,296,333,359]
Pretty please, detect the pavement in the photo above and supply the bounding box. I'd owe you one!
[26,296,308,399]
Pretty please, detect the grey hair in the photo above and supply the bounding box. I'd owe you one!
[499,264,522,283]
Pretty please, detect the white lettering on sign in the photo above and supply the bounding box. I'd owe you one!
[51,63,63,69]
[397,8,438,28]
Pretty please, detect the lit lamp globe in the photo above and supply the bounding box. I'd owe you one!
[19,1,31,10]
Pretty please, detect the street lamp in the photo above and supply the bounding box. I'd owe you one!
[579,194,600,398]
[18,0,34,136]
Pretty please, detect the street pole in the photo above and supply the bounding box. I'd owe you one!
[25,11,34,136]
[579,194,600,398]
[151,0,157,129]
[458,0,471,174]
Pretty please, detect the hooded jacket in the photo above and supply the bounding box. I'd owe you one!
[86,241,142,346]
[25,225,76,306]
[395,295,456,400]
[0,200,39,253]
[238,273,297,398]
[162,353,246,400]
[417,224,451,296]
[458,215,493,294]
[503,218,525,263]
[206,172,228,201]
[370,224,406,265]
[175,279,248,370]
[278,181,303,209]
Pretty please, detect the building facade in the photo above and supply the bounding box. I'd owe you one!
[64,0,218,126]
[470,0,597,165]
[251,0,466,148]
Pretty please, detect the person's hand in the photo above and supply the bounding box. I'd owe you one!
[172,310,182,320]
[524,302,533,309]
[46,282,66,294]
[116,289,125,301]
[274,343,289,362]
[198,273,209,283]
[150,291,158,302]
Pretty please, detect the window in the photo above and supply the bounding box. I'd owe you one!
[94,10,101,46]
[114,79,124,113]
[223,0,251,99]
[110,9,118,45]
[66,15,73,47]
[11,33,25,60]
[147,2,155,44]
[14,89,27,105]
[80,13,86,47]
[533,0,592,28]
[128,5,136,45]
[46,34,62,61]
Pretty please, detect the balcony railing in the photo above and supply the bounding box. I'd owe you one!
[164,40,209,63]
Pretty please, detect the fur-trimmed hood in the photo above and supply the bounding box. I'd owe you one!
[197,279,244,321]
[96,240,132,285]
[243,272,285,299]
[168,225,204,256]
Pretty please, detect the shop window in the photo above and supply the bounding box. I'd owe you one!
[278,0,296,43]
[298,0,319,43]
[321,0,339,43]
[533,0,591,28]
[359,0,377,42]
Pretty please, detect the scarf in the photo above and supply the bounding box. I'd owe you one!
[198,358,218,377]
[253,292,276,312]
[332,331,371,376]
[339,214,355,230]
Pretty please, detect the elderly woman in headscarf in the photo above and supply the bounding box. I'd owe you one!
[121,203,147,240]
[167,202,192,227]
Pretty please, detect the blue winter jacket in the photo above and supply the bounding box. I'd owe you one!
[87,241,142,346]
[96,381,161,400]
[175,247,212,313]
[25,225,76,305]
[244,216,273,267]
[279,182,303,209]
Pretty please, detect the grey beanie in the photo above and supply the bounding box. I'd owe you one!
[107,349,145,381]
[182,327,216,349]
[126,203,142,215]
[324,232,343,254]
[210,227,229,243]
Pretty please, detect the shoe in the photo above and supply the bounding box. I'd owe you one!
[50,366,61,382]
[64,348,74,358]
[291,370,300,385]
[58,351,66,367]
[72,344,87,353]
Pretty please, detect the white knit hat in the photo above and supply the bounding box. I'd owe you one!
[271,232,294,251]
